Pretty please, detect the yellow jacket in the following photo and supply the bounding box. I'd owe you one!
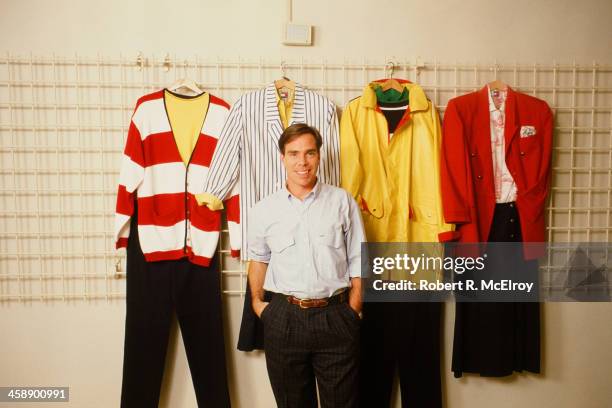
[340,81,455,245]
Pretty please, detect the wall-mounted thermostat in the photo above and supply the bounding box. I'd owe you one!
[283,23,312,46]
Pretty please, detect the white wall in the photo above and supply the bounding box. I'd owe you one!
[1,1,612,407]
[1,0,611,63]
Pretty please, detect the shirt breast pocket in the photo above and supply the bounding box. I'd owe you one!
[267,235,296,254]
[265,232,300,288]
[315,225,347,279]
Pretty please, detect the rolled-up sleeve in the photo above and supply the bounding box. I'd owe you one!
[247,205,271,263]
[344,192,366,278]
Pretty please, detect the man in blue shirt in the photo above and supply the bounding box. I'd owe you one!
[248,123,365,408]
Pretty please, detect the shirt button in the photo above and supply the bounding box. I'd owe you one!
[509,203,514,208]
[509,218,515,223]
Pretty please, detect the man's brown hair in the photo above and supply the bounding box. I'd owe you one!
[278,123,323,154]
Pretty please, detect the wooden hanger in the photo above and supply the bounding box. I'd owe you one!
[380,78,404,93]
[275,61,295,101]
[380,61,404,93]
[168,78,204,96]
[274,77,295,92]
[488,79,508,91]
[487,64,508,97]
[487,79,508,103]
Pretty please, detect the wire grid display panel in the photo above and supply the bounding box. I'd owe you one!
[0,54,610,302]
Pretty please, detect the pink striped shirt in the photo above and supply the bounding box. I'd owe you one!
[488,86,517,203]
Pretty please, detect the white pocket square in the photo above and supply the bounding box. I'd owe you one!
[520,125,536,138]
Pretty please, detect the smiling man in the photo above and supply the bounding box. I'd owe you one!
[247,123,365,408]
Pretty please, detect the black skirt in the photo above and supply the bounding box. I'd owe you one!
[452,202,541,377]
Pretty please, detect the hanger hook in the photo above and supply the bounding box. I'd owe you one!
[163,53,171,73]
[280,61,288,80]
[385,61,396,78]
[490,62,500,76]
[135,52,144,71]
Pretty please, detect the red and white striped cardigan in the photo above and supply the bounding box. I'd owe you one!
[115,90,240,266]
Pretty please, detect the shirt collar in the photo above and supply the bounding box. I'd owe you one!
[284,178,322,201]
[361,80,428,112]
[487,84,507,113]
[265,82,304,123]
[275,87,294,108]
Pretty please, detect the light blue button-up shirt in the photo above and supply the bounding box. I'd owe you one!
[247,181,366,299]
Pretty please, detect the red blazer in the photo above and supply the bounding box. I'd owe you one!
[441,86,553,259]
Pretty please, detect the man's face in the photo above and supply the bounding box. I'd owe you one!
[281,133,320,191]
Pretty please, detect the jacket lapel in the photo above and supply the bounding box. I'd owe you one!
[264,83,284,150]
[289,84,306,125]
[503,86,519,156]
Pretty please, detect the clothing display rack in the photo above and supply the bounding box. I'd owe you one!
[0,53,610,301]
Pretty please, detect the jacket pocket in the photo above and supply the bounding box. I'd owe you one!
[360,196,384,219]
[412,205,438,225]
[518,134,541,155]
[153,194,180,220]
[191,199,221,231]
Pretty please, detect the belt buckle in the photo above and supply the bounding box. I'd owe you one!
[298,298,312,309]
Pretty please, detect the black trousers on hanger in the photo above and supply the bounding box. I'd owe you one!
[360,302,442,408]
[452,202,541,377]
[120,210,231,408]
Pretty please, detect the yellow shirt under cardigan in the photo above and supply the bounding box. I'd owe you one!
[340,81,455,242]
[165,89,209,165]
[276,87,293,129]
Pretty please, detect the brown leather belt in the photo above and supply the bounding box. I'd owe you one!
[285,290,348,309]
